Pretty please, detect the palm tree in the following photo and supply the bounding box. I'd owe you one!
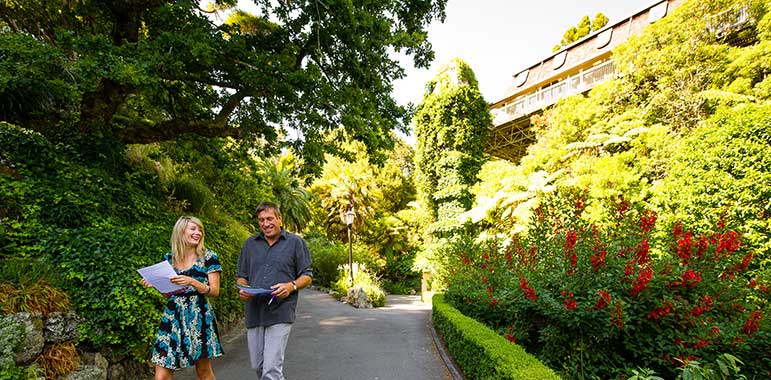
[259,151,312,233]
[310,153,381,242]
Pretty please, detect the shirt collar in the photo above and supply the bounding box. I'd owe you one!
[255,228,287,242]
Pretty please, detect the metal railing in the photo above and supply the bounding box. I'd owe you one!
[492,60,617,126]
[706,5,752,39]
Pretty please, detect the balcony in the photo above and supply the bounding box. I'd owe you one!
[706,5,756,46]
[491,60,617,127]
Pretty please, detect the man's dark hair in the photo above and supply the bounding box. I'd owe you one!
[256,202,282,219]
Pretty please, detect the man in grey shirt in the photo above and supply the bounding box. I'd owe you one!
[237,202,313,380]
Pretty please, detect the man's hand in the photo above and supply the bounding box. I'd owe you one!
[270,282,293,299]
[237,278,255,302]
[238,289,256,301]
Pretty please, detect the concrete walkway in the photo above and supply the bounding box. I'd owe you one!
[175,288,454,380]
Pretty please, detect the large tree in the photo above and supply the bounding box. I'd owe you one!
[552,13,609,51]
[413,58,490,226]
[0,0,447,174]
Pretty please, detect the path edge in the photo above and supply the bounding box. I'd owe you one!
[429,313,464,380]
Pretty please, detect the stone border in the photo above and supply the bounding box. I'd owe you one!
[428,314,463,380]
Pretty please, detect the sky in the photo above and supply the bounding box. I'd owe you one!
[233,0,658,142]
[392,0,657,108]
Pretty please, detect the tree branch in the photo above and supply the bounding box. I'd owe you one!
[76,78,133,133]
[115,90,248,143]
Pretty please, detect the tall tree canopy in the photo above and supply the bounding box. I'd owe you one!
[0,0,447,174]
[413,58,490,226]
[552,13,609,51]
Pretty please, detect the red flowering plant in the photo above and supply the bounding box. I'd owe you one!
[443,187,770,379]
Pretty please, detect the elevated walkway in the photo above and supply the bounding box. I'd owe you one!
[485,0,681,162]
[485,0,758,163]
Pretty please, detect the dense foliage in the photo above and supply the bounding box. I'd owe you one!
[414,58,490,224]
[413,59,491,283]
[445,190,769,378]
[309,136,421,293]
[0,0,448,176]
[441,0,771,378]
[0,123,253,362]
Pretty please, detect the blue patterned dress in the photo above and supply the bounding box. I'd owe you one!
[150,250,224,369]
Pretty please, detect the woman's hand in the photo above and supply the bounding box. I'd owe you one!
[140,278,152,288]
[170,275,195,286]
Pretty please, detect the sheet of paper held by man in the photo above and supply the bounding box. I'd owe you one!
[236,284,273,295]
[137,261,186,294]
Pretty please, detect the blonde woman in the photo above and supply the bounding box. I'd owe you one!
[141,216,223,380]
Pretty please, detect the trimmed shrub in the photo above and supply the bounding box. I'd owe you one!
[432,293,560,380]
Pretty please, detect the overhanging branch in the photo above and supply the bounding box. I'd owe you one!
[115,91,248,143]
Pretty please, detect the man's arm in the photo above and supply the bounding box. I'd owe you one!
[293,274,312,290]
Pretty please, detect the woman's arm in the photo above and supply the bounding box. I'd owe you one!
[169,274,217,297]
[205,271,220,298]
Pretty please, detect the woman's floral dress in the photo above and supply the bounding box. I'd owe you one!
[150,249,224,369]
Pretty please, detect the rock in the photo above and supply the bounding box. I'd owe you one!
[80,352,109,372]
[64,365,106,380]
[44,312,81,342]
[346,286,373,309]
[107,359,152,380]
[0,315,25,367]
[11,312,44,364]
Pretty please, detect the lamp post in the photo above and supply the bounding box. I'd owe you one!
[344,208,355,286]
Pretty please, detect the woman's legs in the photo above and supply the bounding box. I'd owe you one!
[154,365,174,380]
[195,358,215,380]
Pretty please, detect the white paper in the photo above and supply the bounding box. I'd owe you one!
[236,284,272,295]
[137,261,186,294]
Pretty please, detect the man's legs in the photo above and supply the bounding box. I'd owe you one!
[246,324,292,380]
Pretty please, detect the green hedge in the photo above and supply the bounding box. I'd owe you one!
[432,293,560,380]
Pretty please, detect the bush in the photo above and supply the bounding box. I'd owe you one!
[41,223,172,360]
[654,103,771,275]
[171,177,215,215]
[432,293,559,380]
[34,342,78,380]
[305,233,349,287]
[306,232,385,288]
[332,263,386,307]
[444,189,771,379]
[382,250,421,294]
[39,218,247,361]
[203,218,252,326]
[0,279,70,317]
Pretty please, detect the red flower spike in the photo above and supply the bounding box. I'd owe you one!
[640,209,657,233]
[631,267,653,296]
[741,311,763,336]
[564,230,577,251]
[682,269,702,288]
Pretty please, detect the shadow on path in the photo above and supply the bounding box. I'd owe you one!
[174,288,453,380]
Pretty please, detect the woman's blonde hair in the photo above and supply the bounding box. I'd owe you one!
[170,216,206,265]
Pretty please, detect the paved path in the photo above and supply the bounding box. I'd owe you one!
[176,288,453,380]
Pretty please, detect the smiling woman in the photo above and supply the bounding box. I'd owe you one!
[140,216,224,380]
